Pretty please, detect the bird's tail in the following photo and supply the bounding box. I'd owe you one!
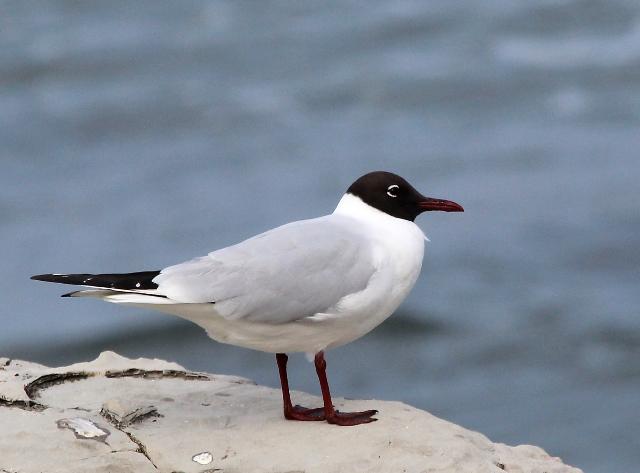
[30,271,174,304]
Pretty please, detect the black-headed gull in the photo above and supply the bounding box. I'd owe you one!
[32,171,463,426]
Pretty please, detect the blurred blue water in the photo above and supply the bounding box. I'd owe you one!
[2,1,639,471]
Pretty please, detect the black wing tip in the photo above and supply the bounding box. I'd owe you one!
[31,274,64,282]
[30,271,161,290]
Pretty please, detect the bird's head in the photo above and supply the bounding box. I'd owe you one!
[346,171,464,221]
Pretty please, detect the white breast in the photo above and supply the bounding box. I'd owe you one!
[311,193,426,350]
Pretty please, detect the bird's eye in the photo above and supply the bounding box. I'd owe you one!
[387,184,399,198]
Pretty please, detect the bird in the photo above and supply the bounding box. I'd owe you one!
[31,171,463,426]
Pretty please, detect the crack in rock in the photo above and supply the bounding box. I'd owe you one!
[125,430,158,470]
[0,395,46,411]
[105,368,210,381]
[24,372,92,399]
[100,403,161,428]
[100,407,158,469]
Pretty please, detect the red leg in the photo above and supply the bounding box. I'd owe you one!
[314,351,378,426]
[276,353,325,421]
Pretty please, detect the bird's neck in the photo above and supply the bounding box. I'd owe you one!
[333,193,386,221]
[333,193,428,240]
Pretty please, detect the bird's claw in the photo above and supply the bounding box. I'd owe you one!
[284,404,326,421]
[326,409,378,426]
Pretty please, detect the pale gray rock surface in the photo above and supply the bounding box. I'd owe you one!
[0,351,582,473]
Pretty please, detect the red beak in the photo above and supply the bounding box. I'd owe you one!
[419,197,464,213]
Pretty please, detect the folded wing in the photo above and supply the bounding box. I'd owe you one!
[153,215,378,324]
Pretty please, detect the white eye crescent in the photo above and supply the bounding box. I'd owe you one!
[387,184,399,198]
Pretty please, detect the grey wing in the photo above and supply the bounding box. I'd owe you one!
[153,215,377,324]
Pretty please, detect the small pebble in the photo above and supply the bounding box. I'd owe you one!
[192,451,213,465]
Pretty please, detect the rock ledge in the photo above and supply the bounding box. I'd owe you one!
[0,352,582,473]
